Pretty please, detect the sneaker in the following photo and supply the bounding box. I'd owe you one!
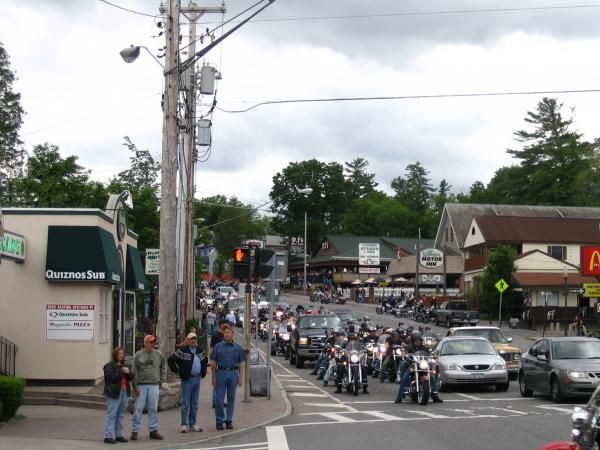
[149,431,163,440]
[191,426,203,432]
[115,437,128,443]
[216,424,225,431]
[225,423,233,430]
[181,425,188,433]
[130,432,138,441]
[104,438,116,444]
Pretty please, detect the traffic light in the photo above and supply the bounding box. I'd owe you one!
[254,248,275,279]
[232,247,251,280]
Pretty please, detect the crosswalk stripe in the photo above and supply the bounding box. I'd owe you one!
[289,393,328,397]
[266,426,289,450]
[304,403,348,408]
[319,412,357,422]
[536,405,574,414]
[284,385,313,389]
[363,411,404,421]
[407,410,451,419]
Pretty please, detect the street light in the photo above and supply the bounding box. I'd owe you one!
[563,267,569,336]
[298,188,313,297]
[119,45,165,69]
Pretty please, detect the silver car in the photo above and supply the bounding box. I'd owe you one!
[436,336,510,392]
[519,337,600,403]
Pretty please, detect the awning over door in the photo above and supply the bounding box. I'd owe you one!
[45,226,123,284]
[126,245,147,291]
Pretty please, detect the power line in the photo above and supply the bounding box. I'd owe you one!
[216,88,600,113]
[200,4,600,25]
[97,0,158,18]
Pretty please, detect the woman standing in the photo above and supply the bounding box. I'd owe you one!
[103,347,132,444]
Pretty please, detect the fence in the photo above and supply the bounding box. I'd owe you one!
[0,336,18,377]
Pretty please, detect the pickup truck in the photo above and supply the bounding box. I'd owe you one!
[435,299,479,328]
[290,314,342,369]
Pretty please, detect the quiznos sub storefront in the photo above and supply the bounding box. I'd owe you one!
[0,194,147,384]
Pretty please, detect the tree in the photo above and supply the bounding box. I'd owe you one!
[391,162,434,214]
[0,42,25,204]
[15,143,107,208]
[344,157,378,202]
[479,245,517,316]
[270,159,349,254]
[341,191,417,236]
[107,137,161,250]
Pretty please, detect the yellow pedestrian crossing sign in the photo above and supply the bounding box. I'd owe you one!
[495,278,509,293]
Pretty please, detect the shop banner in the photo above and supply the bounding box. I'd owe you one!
[145,248,160,275]
[46,304,94,341]
[359,243,380,266]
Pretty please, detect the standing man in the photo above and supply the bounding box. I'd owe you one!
[207,310,216,336]
[168,332,204,433]
[210,319,230,408]
[225,309,236,327]
[210,325,245,430]
[131,335,168,441]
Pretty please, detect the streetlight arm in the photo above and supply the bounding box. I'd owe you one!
[120,45,165,69]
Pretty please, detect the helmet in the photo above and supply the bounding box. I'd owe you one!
[363,316,370,322]
[411,332,423,344]
[367,325,377,332]
[391,332,399,338]
[347,332,357,339]
[384,327,394,334]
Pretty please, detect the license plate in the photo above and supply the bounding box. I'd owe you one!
[471,373,484,379]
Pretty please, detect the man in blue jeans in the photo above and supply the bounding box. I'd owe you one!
[210,325,246,430]
[168,332,205,433]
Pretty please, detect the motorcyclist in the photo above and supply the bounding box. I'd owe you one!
[296,304,305,315]
[360,316,371,332]
[395,332,443,403]
[311,329,337,377]
[335,332,369,394]
[379,332,404,383]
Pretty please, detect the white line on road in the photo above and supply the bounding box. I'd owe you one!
[185,442,268,450]
[266,425,290,450]
[319,412,357,422]
[407,409,451,419]
[276,375,298,378]
[536,405,575,414]
[284,385,313,388]
[289,392,328,397]
[363,411,404,421]
[484,407,529,415]
[455,393,482,400]
[304,402,349,408]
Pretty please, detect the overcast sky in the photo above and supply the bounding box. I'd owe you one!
[3,0,600,209]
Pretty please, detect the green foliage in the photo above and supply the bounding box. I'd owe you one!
[0,42,26,204]
[391,162,434,214]
[184,318,200,335]
[479,245,517,316]
[344,157,378,202]
[0,375,25,421]
[213,254,227,278]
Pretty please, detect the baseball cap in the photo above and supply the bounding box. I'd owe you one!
[186,332,197,339]
[144,335,157,344]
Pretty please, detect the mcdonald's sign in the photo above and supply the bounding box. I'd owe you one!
[581,246,600,276]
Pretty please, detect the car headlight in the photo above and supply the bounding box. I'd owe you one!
[492,362,506,370]
[350,354,360,363]
[567,371,588,378]
[513,353,521,361]
[299,338,308,345]
[443,363,459,370]
[419,360,429,370]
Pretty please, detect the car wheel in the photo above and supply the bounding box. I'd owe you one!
[289,350,296,365]
[296,355,304,369]
[519,372,533,397]
[550,376,563,403]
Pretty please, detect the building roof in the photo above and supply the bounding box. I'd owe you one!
[473,216,600,245]
[511,272,596,288]
[381,236,434,254]
[443,203,600,249]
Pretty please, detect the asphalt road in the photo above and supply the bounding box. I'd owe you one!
[182,294,580,450]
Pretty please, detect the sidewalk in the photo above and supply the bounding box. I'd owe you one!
[0,373,290,450]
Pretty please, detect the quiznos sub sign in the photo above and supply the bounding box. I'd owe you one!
[45,270,109,281]
[419,248,444,268]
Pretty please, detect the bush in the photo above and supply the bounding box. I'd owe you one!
[0,375,25,421]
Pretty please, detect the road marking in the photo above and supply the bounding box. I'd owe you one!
[288,392,328,397]
[363,411,403,421]
[407,409,451,419]
[304,402,348,408]
[484,407,529,415]
[186,442,268,450]
[277,374,298,378]
[266,425,289,450]
[536,405,575,414]
[318,412,357,423]
[285,385,314,389]
[455,393,482,400]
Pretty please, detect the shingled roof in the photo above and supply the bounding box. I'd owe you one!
[473,216,600,245]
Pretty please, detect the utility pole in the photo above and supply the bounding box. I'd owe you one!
[158,0,180,359]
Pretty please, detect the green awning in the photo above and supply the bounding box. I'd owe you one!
[126,245,147,291]
[46,226,123,284]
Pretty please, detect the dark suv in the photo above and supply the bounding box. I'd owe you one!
[290,315,342,368]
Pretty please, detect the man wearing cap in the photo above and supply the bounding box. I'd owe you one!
[210,325,245,430]
[131,335,168,441]
[168,332,205,433]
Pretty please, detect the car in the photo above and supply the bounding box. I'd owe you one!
[216,286,238,299]
[519,337,600,403]
[290,314,343,368]
[446,326,522,380]
[436,336,510,392]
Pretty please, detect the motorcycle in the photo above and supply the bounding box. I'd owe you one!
[337,349,366,396]
[375,302,400,315]
[403,351,436,406]
[363,339,376,375]
[310,291,325,303]
[370,343,388,378]
[258,320,269,341]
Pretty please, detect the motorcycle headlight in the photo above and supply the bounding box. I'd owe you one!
[492,362,506,370]
[419,360,429,370]
[567,371,588,379]
[379,345,386,353]
[282,334,290,341]
[443,363,459,371]
[572,407,590,424]
[395,349,402,356]
[350,354,360,363]
[299,338,308,345]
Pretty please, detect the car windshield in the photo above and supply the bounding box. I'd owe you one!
[453,328,507,344]
[298,316,342,330]
[552,341,600,359]
[440,339,496,356]
[334,311,357,322]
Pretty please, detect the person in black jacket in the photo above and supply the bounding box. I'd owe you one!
[168,333,206,433]
[103,347,132,444]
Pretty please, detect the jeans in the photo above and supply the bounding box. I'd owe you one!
[104,389,128,438]
[132,384,160,433]
[181,376,201,427]
[396,361,438,399]
[207,323,215,336]
[215,370,238,425]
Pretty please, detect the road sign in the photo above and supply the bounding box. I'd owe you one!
[495,278,509,293]
[570,288,585,294]
[583,283,600,298]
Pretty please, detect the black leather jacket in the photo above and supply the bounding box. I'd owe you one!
[103,360,132,399]
[168,345,204,379]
